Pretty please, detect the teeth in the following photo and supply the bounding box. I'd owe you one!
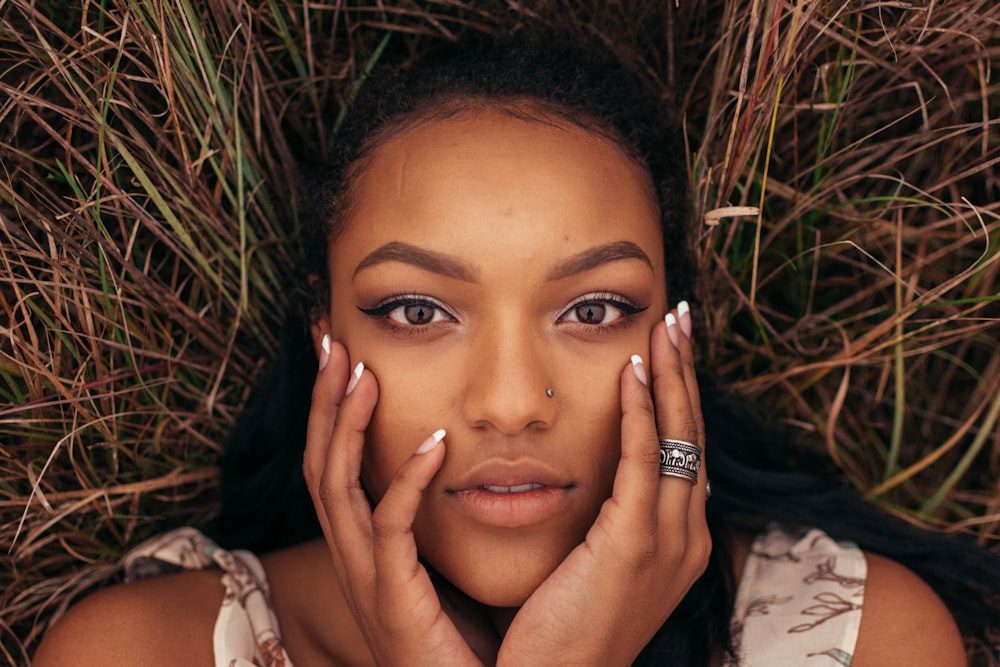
[480,483,544,493]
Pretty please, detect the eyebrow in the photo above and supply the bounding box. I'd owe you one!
[353,241,480,282]
[545,241,654,281]
[352,239,654,283]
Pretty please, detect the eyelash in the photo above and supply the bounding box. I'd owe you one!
[357,293,457,331]
[357,292,648,332]
[558,292,648,331]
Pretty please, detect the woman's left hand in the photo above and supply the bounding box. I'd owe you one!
[497,307,712,666]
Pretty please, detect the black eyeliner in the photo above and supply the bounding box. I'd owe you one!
[566,291,648,316]
[358,293,441,319]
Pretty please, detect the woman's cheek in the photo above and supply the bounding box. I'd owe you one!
[359,353,455,501]
[572,362,627,480]
[545,351,619,471]
[360,388,410,502]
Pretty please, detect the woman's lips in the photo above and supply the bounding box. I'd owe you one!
[445,459,574,528]
[479,483,544,493]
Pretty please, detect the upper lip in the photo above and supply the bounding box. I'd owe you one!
[446,457,574,493]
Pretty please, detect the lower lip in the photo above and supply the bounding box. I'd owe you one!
[448,486,571,528]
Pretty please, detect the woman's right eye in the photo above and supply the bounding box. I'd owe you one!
[358,295,456,328]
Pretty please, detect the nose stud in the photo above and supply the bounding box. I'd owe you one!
[545,388,555,398]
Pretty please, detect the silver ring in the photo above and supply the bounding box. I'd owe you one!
[658,439,701,484]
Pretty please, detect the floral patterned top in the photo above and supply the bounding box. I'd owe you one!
[124,523,865,667]
[125,528,292,667]
[724,524,866,666]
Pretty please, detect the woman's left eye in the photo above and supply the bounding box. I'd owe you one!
[558,294,646,326]
[358,295,456,327]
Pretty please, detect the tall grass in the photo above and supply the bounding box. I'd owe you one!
[1,0,997,663]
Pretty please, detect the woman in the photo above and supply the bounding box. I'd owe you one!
[33,32,999,666]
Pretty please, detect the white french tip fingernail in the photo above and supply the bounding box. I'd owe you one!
[665,313,680,348]
[677,301,692,339]
[417,428,446,454]
[345,361,364,396]
[319,335,331,370]
[630,354,648,386]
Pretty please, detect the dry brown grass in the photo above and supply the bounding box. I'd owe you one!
[1,0,998,664]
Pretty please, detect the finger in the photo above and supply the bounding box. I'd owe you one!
[371,431,447,601]
[301,340,376,607]
[650,314,696,524]
[652,314,699,445]
[655,311,712,583]
[672,303,709,511]
[609,354,660,521]
[664,305,710,554]
[303,337,351,540]
[675,301,705,447]
[369,435,485,666]
[323,363,381,567]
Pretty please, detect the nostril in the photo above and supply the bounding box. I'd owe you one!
[461,374,558,435]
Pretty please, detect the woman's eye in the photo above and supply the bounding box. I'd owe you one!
[358,296,455,327]
[559,294,645,326]
[393,302,443,325]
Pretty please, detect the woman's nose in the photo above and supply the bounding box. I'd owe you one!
[461,325,557,435]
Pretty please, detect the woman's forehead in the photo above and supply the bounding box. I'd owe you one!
[333,108,663,267]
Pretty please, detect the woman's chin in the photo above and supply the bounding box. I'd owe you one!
[461,577,542,609]
[440,555,559,609]
[414,519,593,609]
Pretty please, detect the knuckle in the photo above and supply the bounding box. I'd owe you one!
[635,439,662,468]
[392,460,416,487]
[345,475,366,499]
[659,533,687,564]
[308,381,329,415]
[370,507,395,540]
[624,527,660,572]
[688,529,713,576]
[302,461,316,490]
[663,355,686,380]
[625,396,656,421]
[685,356,698,377]
[317,480,337,508]
[683,418,700,442]
[664,416,699,443]
[694,417,706,440]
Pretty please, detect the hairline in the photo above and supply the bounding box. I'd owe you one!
[329,95,660,241]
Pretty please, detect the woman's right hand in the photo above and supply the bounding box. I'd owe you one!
[302,337,491,666]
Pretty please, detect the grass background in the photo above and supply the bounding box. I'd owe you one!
[2,0,998,664]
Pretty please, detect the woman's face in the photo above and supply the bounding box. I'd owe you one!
[320,106,668,607]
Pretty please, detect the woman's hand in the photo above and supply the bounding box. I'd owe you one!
[302,304,709,667]
[302,338,492,666]
[497,305,712,666]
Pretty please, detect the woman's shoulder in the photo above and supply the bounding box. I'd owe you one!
[728,524,966,666]
[32,567,224,667]
[33,533,372,667]
[852,551,966,666]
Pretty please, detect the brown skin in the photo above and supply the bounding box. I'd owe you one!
[33,110,968,667]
